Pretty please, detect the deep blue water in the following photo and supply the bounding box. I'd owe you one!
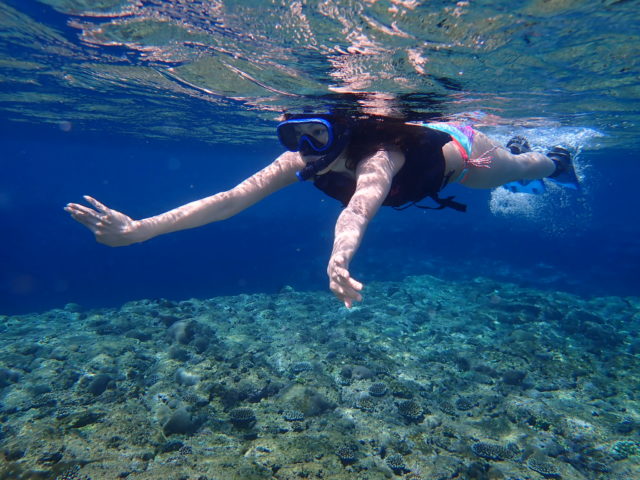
[2,122,638,315]
[2,0,639,315]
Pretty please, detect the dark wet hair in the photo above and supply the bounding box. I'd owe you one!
[343,116,428,170]
[280,111,432,172]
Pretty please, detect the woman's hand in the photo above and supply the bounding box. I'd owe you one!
[64,195,141,247]
[327,254,363,308]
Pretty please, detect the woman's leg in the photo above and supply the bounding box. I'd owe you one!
[460,131,555,189]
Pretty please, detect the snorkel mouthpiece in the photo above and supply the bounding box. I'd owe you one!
[295,130,350,181]
[277,114,349,181]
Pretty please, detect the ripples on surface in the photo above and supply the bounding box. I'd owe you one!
[1,0,638,147]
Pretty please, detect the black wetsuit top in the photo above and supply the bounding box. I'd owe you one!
[313,127,452,208]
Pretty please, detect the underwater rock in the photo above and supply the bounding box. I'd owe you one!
[610,440,640,459]
[628,339,640,355]
[242,381,282,403]
[124,329,152,342]
[355,395,376,411]
[339,366,352,380]
[168,345,190,361]
[455,396,475,411]
[159,314,180,327]
[473,364,499,378]
[282,409,305,422]
[91,319,121,336]
[29,383,52,396]
[388,380,415,399]
[63,303,83,313]
[49,346,69,361]
[54,465,91,480]
[36,450,63,465]
[167,320,196,345]
[439,401,456,416]
[563,309,604,330]
[530,432,566,457]
[614,417,636,434]
[65,410,104,429]
[175,368,200,386]
[278,385,336,417]
[351,365,374,380]
[191,336,212,353]
[289,361,313,375]
[158,439,184,453]
[163,408,202,436]
[0,368,20,388]
[208,382,245,409]
[3,446,26,461]
[562,310,624,346]
[454,356,471,372]
[84,374,114,396]
[502,369,526,386]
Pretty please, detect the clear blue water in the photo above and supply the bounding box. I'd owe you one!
[1,0,639,314]
[2,4,640,480]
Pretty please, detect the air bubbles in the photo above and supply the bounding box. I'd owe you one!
[483,126,604,152]
[489,187,543,220]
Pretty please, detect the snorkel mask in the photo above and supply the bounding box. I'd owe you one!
[276,118,335,156]
[277,115,350,181]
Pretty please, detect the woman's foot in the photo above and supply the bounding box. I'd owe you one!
[546,146,580,190]
[506,135,531,154]
[502,136,545,194]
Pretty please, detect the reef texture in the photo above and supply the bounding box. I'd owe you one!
[0,274,639,480]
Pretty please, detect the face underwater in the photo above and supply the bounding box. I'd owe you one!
[277,118,334,155]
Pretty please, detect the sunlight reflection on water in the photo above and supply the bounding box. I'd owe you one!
[1,0,638,147]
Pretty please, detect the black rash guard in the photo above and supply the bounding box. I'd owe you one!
[312,128,452,208]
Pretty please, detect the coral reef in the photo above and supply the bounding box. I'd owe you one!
[385,453,408,473]
[368,381,388,397]
[0,274,637,479]
[471,442,516,461]
[527,458,561,478]
[397,399,424,422]
[335,444,357,464]
[55,466,91,480]
[282,409,305,422]
[228,407,257,427]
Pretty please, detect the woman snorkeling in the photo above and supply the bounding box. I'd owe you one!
[65,114,579,308]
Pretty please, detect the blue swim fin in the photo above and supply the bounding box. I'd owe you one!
[546,146,580,190]
[502,179,546,194]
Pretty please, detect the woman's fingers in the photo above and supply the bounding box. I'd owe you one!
[84,195,109,214]
[66,203,96,218]
[65,197,138,247]
[330,270,363,308]
[348,276,363,292]
[65,203,101,229]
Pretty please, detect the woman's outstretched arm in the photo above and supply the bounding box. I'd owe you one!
[65,152,304,246]
[327,149,404,308]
